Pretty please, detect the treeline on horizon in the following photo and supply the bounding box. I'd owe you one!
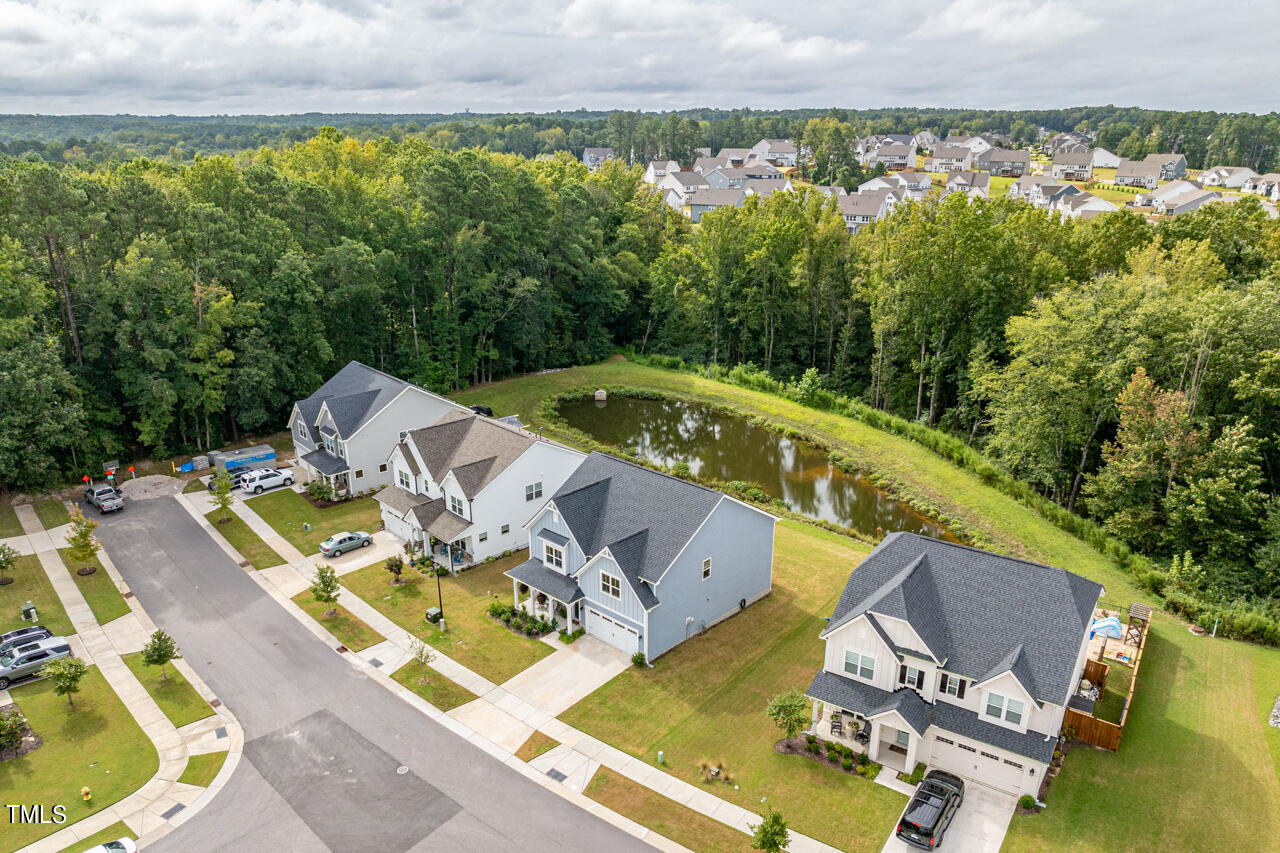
[3,104,1280,172]
[1,129,1278,641]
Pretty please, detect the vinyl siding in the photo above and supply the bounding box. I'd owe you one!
[578,553,647,630]
[528,505,587,575]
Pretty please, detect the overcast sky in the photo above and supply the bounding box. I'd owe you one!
[2,0,1277,116]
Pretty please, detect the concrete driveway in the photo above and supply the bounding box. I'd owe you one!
[92,496,654,853]
[499,635,632,716]
[882,780,1016,853]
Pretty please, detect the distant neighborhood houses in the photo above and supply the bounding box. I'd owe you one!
[642,137,801,221]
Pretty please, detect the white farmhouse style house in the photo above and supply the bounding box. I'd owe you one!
[288,361,469,495]
[806,533,1103,797]
[374,411,584,567]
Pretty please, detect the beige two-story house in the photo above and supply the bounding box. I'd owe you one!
[806,533,1102,797]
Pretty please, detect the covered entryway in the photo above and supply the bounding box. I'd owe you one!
[586,608,639,655]
[929,735,1026,796]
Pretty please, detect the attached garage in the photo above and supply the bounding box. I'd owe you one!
[929,735,1027,796]
[381,507,415,543]
[587,608,640,654]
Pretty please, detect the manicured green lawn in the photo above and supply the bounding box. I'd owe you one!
[391,660,478,711]
[1005,619,1280,852]
[182,477,209,494]
[251,489,381,556]
[515,731,560,762]
[31,499,70,530]
[455,359,1280,850]
[0,503,22,538]
[584,767,756,853]
[0,667,158,851]
[205,509,286,569]
[1092,659,1134,723]
[342,552,554,684]
[120,651,215,729]
[57,548,130,625]
[1,554,73,637]
[562,521,905,852]
[178,751,228,787]
[289,591,382,652]
[55,821,135,853]
[989,175,1017,196]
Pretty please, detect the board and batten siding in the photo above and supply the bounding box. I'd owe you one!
[646,497,775,659]
[348,391,461,490]
[578,553,647,630]
[527,505,588,575]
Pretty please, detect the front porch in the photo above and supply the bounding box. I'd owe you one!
[809,700,918,775]
[505,557,586,633]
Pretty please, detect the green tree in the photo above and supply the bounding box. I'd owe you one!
[0,707,25,751]
[141,629,182,680]
[310,564,340,617]
[0,543,18,583]
[765,688,810,740]
[385,555,405,586]
[749,807,791,853]
[64,505,101,570]
[44,656,88,707]
[210,469,235,523]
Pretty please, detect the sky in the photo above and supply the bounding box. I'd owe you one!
[1,0,1277,116]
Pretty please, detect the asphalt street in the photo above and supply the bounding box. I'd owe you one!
[93,496,652,853]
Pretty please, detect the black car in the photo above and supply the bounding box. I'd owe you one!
[0,625,53,656]
[896,769,965,849]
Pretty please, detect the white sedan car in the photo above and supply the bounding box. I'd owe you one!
[81,839,137,853]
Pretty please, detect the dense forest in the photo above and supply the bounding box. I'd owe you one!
[4,104,1280,171]
[2,125,1278,638]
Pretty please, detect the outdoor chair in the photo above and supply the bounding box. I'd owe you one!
[830,715,844,737]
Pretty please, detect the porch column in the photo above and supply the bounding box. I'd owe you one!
[868,720,882,762]
[512,577,520,607]
[905,731,920,772]
[811,700,821,727]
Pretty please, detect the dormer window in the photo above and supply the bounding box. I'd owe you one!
[324,434,336,454]
[544,544,564,569]
[450,495,464,516]
[985,692,1024,725]
[398,470,411,490]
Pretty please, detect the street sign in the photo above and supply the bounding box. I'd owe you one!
[102,460,120,474]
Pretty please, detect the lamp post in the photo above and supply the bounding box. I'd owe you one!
[436,539,447,629]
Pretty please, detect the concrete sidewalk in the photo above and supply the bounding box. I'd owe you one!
[198,497,849,853]
[12,502,243,853]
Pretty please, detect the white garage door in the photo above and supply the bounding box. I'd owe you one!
[382,509,415,543]
[587,608,639,654]
[929,736,1026,795]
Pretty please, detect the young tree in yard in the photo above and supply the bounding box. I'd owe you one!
[408,636,436,670]
[64,505,100,569]
[210,469,235,523]
[310,564,340,617]
[0,543,18,583]
[44,657,88,707]
[141,629,182,680]
[766,688,810,740]
[0,706,25,751]
[385,555,405,586]
[749,807,790,853]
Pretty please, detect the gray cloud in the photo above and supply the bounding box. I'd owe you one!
[0,0,1277,115]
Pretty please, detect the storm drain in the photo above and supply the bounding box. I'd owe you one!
[161,803,185,820]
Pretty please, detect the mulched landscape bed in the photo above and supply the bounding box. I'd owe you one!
[775,735,882,780]
[0,703,42,762]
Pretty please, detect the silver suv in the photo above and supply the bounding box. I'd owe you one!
[238,468,293,494]
[0,635,73,689]
[0,625,52,655]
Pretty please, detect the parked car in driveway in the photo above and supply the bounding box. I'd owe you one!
[79,838,137,853]
[896,769,965,849]
[0,635,73,689]
[0,625,52,655]
[319,531,372,557]
[84,484,124,513]
[237,467,294,494]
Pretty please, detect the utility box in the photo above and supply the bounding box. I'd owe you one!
[21,601,37,622]
[208,444,276,475]
[425,607,442,624]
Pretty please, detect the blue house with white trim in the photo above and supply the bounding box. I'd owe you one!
[505,452,777,661]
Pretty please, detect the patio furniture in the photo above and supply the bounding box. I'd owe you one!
[830,714,844,737]
[854,727,870,746]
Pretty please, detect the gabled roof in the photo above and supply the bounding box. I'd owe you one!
[550,452,725,591]
[693,156,730,173]
[1116,158,1161,179]
[293,361,453,441]
[822,533,1102,705]
[930,145,970,160]
[946,170,989,189]
[744,179,788,197]
[874,142,913,157]
[759,138,797,153]
[689,188,747,208]
[716,147,752,160]
[979,147,1030,164]
[665,171,709,188]
[405,411,537,498]
[1052,151,1092,167]
[839,192,889,218]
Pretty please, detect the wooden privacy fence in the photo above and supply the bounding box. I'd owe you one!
[1066,603,1152,751]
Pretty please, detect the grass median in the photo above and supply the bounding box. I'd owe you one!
[120,652,216,729]
[251,489,381,556]
[57,548,129,625]
[204,509,286,569]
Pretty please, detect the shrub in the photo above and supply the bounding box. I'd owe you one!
[0,707,26,751]
[903,762,926,785]
[842,757,854,771]
[806,741,820,754]
[305,479,334,502]
[805,733,818,746]
[855,752,868,766]
[863,761,882,781]
[631,651,647,667]
[827,749,840,763]
[1019,794,1038,811]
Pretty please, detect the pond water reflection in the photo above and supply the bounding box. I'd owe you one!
[558,396,951,540]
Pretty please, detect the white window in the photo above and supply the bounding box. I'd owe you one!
[942,675,961,697]
[601,573,621,598]
[478,532,488,543]
[450,495,464,516]
[544,544,564,569]
[354,469,364,479]
[378,463,387,473]
[336,440,346,459]
[986,691,1023,724]
[398,471,411,490]
[986,693,1005,719]
[1004,697,1024,725]
[702,557,712,579]
[901,665,924,689]
[525,482,543,502]
[501,524,510,535]
[843,651,875,681]
[324,434,336,454]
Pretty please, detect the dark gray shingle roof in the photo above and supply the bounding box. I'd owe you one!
[550,452,723,593]
[301,449,350,475]
[823,533,1101,705]
[294,361,455,440]
[406,411,536,498]
[506,558,584,604]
